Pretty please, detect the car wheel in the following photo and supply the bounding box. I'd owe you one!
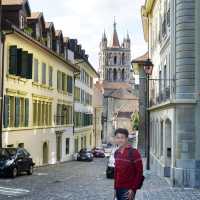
[27,165,33,175]
[12,167,18,178]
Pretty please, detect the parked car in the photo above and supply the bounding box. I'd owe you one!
[0,148,35,178]
[92,147,105,158]
[106,147,118,179]
[104,147,112,157]
[77,148,94,162]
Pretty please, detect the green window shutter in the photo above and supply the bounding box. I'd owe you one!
[15,97,20,127]
[17,48,22,76]
[21,51,28,78]
[3,96,9,128]
[9,46,18,75]
[27,53,33,79]
[25,98,29,127]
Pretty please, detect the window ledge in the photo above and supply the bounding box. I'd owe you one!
[7,74,28,83]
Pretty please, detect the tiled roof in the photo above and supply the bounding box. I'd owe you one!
[117,112,133,118]
[27,12,42,19]
[112,21,120,47]
[132,52,148,63]
[2,0,24,5]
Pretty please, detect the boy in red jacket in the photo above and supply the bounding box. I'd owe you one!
[113,128,143,200]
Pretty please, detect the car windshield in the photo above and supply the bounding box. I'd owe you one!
[0,148,16,159]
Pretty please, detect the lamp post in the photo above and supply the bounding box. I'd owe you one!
[143,58,153,170]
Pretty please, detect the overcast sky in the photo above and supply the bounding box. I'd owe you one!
[29,0,147,70]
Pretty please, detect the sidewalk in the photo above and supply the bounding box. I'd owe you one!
[136,170,200,200]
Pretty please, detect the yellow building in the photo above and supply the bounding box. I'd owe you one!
[2,27,79,166]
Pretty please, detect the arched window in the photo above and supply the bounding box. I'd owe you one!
[114,56,117,65]
[122,53,125,65]
[113,68,117,81]
[121,69,125,81]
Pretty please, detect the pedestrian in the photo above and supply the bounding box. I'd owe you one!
[113,128,144,200]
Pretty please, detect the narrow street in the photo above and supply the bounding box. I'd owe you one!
[0,158,199,200]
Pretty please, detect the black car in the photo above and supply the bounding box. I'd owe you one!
[0,148,35,178]
[77,148,93,162]
[92,147,105,158]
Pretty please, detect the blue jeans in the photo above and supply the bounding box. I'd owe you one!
[116,189,135,200]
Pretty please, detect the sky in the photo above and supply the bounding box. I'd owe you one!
[29,0,147,70]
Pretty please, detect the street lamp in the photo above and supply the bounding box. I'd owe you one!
[143,58,153,170]
[131,57,153,170]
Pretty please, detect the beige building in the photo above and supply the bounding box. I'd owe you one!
[73,57,98,152]
[93,80,104,147]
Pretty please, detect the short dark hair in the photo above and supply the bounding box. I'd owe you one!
[114,128,129,138]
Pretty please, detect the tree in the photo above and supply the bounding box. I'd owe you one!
[131,112,139,131]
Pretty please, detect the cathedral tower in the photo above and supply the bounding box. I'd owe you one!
[99,20,131,83]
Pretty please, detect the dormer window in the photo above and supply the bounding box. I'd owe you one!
[56,41,60,54]
[20,16,25,29]
[36,24,40,39]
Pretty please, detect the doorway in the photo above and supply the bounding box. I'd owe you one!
[164,119,172,177]
[43,142,49,165]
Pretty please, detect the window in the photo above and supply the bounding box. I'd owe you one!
[56,104,72,125]
[57,71,62,91]
[67,75,73,94]
[62,73,66,91]
[114,56,117,65]
[90,77,93,88]
[3,96,29,128]
[49,66,53,87]
[66,138,70,155]
[42,63,46,84]
[33,100,52,127]
[34,59,39,82]
[20,16,25,29]
[75,87,80,102]
[9,46,33,79]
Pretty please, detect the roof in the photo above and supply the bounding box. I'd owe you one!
[45,22,53,29]
[107,88,138,100]
[27,12,42,19]
[55,30,63,37]
[2,0,24,5]
[132,52,148,64]
[6,25,80,73]
[112,21,120,47]
[117,112,133,118]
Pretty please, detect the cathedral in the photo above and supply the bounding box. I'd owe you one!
[99,20,139,143]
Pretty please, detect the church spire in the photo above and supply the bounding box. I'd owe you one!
[112,17,120,47]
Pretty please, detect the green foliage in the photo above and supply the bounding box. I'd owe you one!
[131,112,139,131]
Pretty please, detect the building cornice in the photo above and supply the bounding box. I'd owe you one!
[148,99,197,111]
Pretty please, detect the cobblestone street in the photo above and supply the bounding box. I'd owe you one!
[0,158,199,200]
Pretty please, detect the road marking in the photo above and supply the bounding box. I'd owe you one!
[0,186,30,197]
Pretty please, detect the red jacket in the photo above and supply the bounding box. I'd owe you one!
[114,145,143,191]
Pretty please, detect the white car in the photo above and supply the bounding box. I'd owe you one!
[106,147,118,178]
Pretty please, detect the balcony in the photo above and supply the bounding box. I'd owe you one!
[150,87,171,107]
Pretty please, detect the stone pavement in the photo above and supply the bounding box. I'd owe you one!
[136,170,200,200]
[0,158,199,199]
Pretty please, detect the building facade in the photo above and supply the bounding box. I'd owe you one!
[93,80,103,147]
[141,0,200,187]
[99,21,138,143]
[73,58,98,152]
[1,0,79,166]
